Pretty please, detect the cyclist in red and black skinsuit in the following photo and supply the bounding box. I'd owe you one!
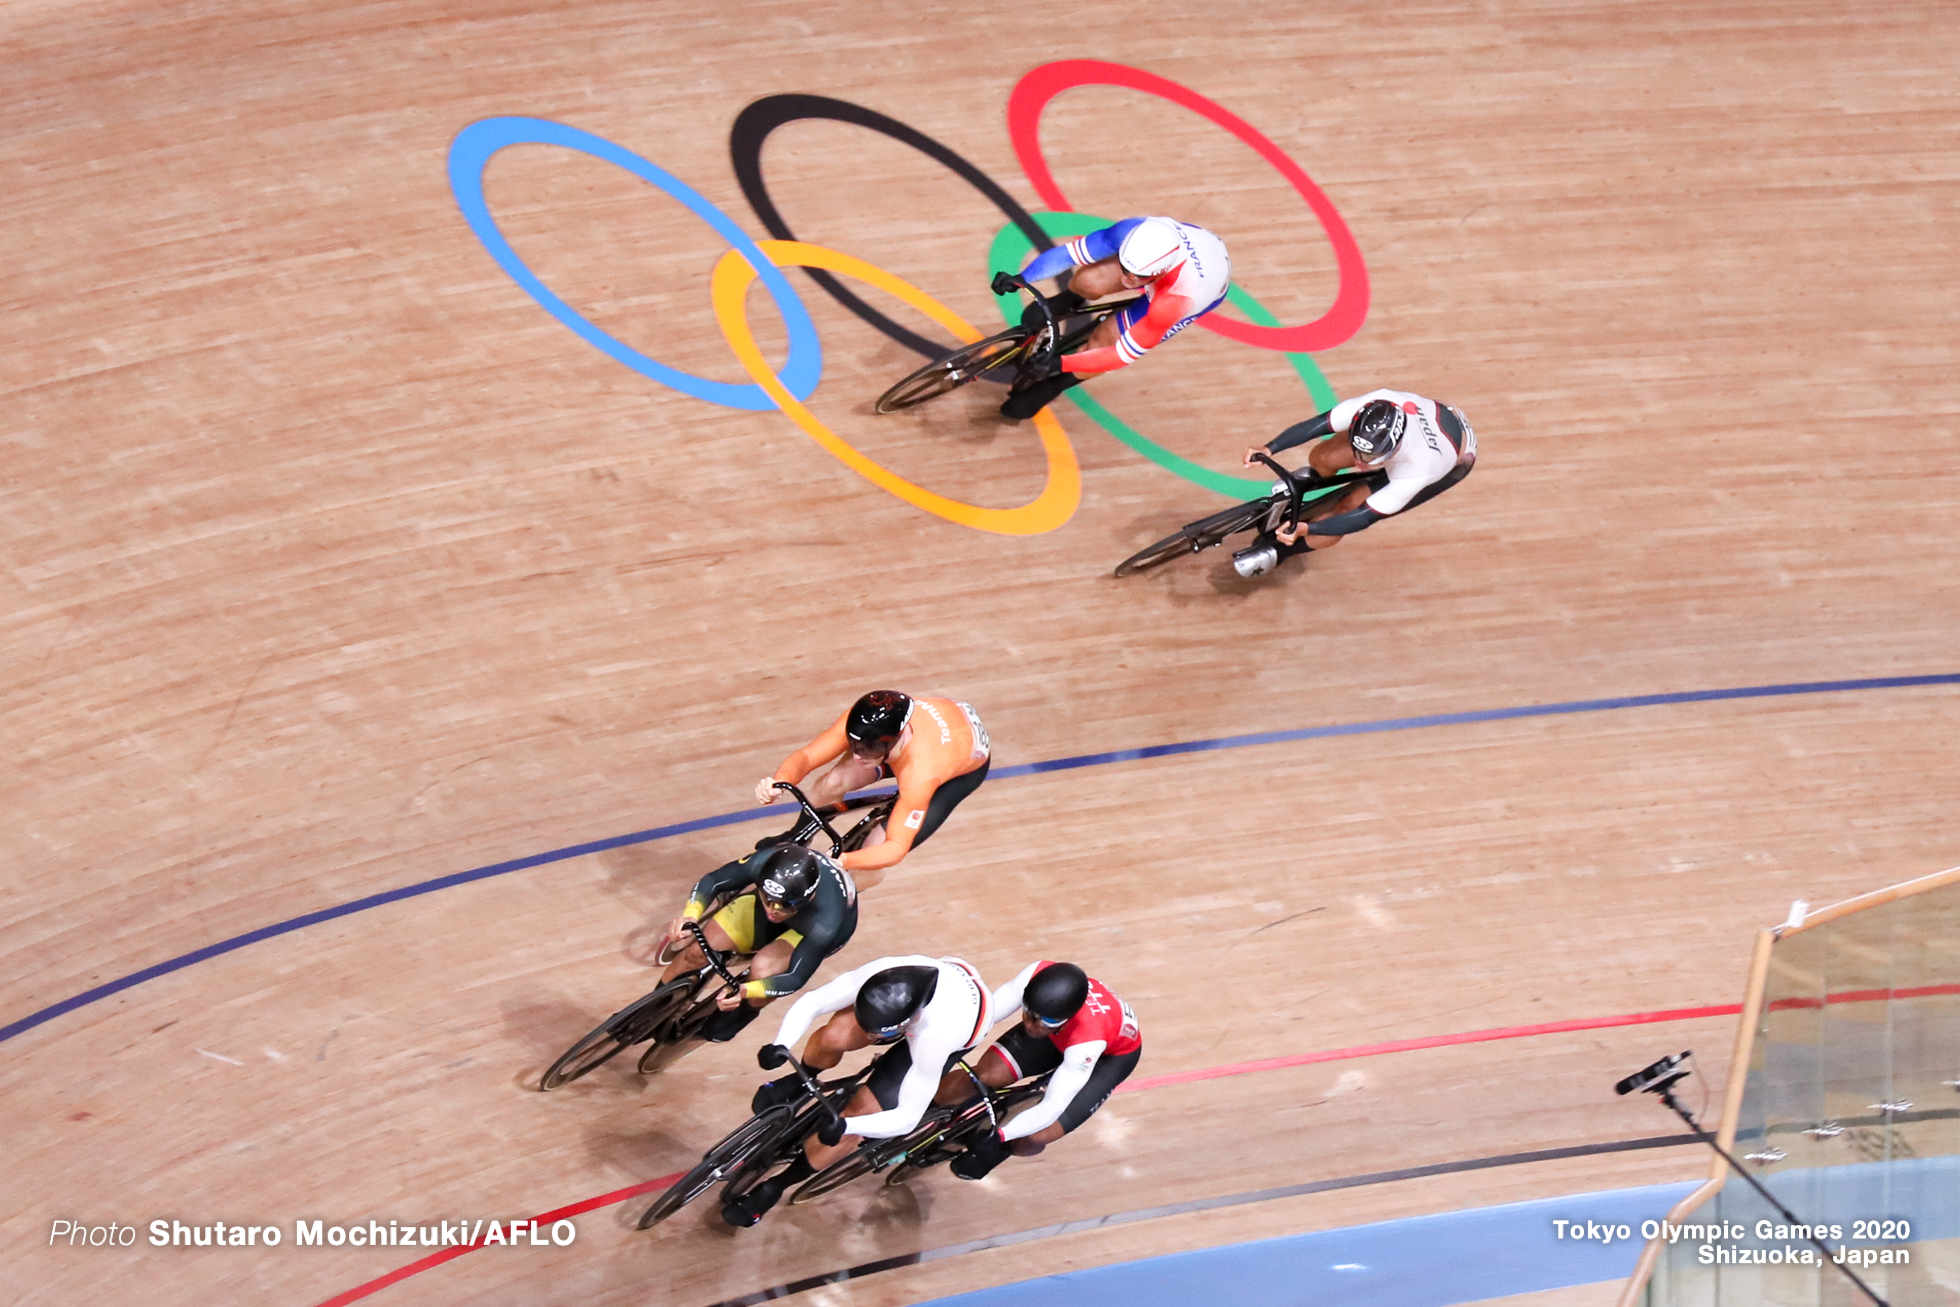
[936,960,1143,1179]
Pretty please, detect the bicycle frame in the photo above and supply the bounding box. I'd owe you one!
[769,779,894,858]
[998,273,1141,379]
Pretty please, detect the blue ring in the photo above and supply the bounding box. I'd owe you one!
[447,117,822,411]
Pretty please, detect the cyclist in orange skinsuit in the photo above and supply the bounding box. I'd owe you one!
[754,691,991,890]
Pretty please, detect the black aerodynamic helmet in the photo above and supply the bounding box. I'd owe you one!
[1348,399,1407,465]
[1024,963,1090,1028]
[757,845,825,914]
[846,690,911,755]
[854,965,939,1042]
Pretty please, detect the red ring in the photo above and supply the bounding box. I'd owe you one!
[1007,60,1369,354]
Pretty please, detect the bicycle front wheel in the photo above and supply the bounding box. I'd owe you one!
[875,331,1027,413]
[540,981,693,1090]
[1112,498,1272,578]
[637,1106,794,1230]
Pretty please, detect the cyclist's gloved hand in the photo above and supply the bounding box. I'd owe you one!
[751,1078,801,1113]
[1019,349,1062,383]
[816,1113,849,1147]
[757,1043,789,1070]
[990,271,1020,297]
[950,1130,1012,1180]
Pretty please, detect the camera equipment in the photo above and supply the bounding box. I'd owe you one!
[1615,1051,1690,1098]
[1617,1054,1887,1307]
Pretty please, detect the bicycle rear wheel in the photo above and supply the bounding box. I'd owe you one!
[1112,498,1273,578]
[788,1143,886,1203]
[875,331,1027,413]
[540,981,693,1090]
[637,1106,794,1230]
[881,1102,989,1186]
[636,996,715,1075]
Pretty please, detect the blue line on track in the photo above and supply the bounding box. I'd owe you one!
[6,671,1955,1046]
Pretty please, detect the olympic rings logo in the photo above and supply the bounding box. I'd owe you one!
[447,59,1370,534]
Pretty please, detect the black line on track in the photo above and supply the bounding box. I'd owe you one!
[697,1132,1702,1307]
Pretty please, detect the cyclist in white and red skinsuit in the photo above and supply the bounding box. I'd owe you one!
[725,954,992,1225]
[1000,216,1231,420]
[941,960,1143,1180]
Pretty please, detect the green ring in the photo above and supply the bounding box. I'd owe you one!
[988,212,1339,499]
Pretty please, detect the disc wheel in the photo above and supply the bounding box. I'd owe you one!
[717,1118,804,1208]
[636,995,720,1075]
[875,331,1027,413]
[1112,499,1272,578]
[881,1107,982,1187]
[637,1106,793,1230]
[540,981,693,1090]
[788,1141,890,1204]
[884,1145,961,1188]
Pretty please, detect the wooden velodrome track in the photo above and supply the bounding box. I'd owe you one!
[5,0,1958,1303]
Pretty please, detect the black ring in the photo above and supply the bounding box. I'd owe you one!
[730,94,1055,361]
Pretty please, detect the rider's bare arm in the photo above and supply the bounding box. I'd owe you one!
[987,961,1039,1020]
[768,958,878,1053]
[766,712,852,797]
[838,772,932,873]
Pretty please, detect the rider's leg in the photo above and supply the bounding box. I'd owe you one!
[1009,1121,1067,1157]
[741,937,794,994]
[1000,371,1083,420]
[699,935,793,1042]
[756,757,886,848]
[799,1008,870,1072]
[804,756,885,807]
[958,1043,1140,1178]
[844,758,987,890]
[934,1046,1015,1105]
[1238,481,1373,576]
[725,1038,888,1223]
[1282,481,1372,555]
[658,912,743,985]
[800,1082,882,1171]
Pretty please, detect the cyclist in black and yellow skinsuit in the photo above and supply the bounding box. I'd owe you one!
[657,845,860,1044]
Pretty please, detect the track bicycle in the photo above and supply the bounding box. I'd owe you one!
[1112,452,1361,578]
[873,272,1137,413]
[789,1061,1056,1202]
[636,1050,876,1229]
[537,782,895,1090]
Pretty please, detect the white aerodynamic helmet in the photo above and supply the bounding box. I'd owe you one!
[1117,217,1186,278]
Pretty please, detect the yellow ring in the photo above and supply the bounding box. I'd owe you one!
[710,240,1080,536]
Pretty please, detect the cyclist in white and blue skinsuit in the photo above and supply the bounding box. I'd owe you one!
[1000,216,1231,419]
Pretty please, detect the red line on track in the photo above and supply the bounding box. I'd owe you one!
[313,980,1956,1306]
[1115,1002,1744,1094]
[1765,981,1960,1011]
[310,1173,681,1307]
